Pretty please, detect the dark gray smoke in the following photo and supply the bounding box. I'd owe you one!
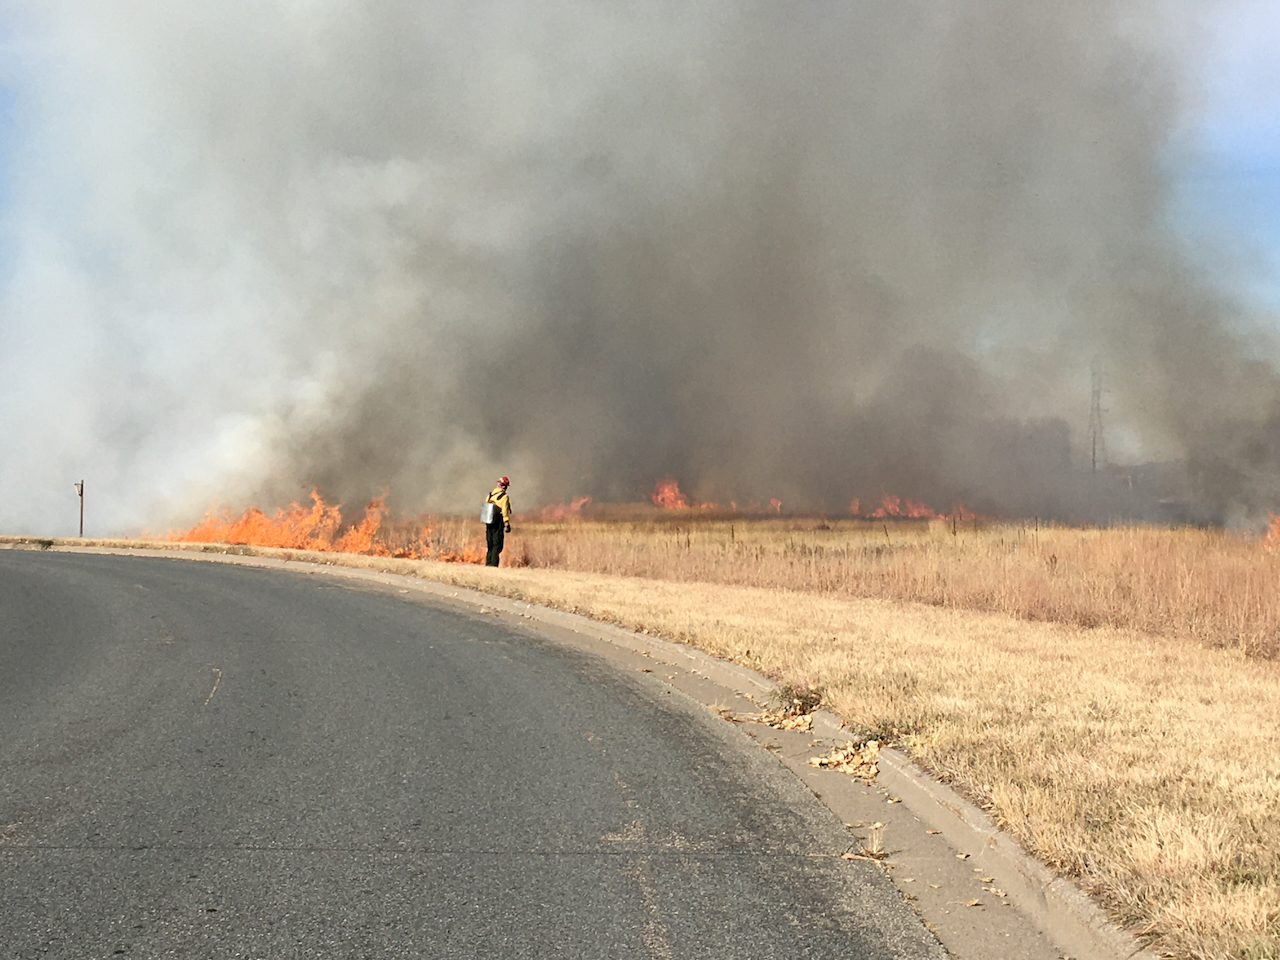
[1,0,1274,532]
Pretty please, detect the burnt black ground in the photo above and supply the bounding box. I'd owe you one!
[0,551,944,959]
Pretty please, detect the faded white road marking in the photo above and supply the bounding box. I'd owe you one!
[203,667,222,707]
[622,856,674,960]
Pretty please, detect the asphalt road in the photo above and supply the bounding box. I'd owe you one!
[0,551,944,959]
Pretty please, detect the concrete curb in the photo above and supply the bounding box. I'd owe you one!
[873,750,1157,960]
[5,540,1160,960]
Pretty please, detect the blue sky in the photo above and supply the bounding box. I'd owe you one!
[0,81,11,226]
[0,84,10,204]
[1174,0,1280,307]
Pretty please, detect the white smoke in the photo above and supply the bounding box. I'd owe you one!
[0,0,1272,534]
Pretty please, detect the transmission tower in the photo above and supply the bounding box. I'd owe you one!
[1088,362,1107,474]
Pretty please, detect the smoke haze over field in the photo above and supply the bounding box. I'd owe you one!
[1,0,1278,532]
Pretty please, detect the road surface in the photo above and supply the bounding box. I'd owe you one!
[0,551,944,958]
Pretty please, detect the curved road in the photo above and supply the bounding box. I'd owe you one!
[1,551,943,958]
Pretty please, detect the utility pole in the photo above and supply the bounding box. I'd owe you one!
[74,480,84,537]
[1088,363,1106,474]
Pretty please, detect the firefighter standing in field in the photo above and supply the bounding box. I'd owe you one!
[484,476,512,567]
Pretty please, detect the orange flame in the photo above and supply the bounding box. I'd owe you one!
[540,496,592,521]
[172,489,344,550]
[332,494,389,555]
[870,494,937,519]
[169,489,486,562]
[858,494,976,521]
[431,540,488,564]
[651,477,690,509]
[648,478,749,512]
[1264,513,1280,551]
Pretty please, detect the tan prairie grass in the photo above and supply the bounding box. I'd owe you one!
[502,518,1280,660]
[9,529,1280,958]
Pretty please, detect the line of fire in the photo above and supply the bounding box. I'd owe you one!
[166,473,1280,563]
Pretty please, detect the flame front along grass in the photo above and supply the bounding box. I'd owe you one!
[145,512,1280,957]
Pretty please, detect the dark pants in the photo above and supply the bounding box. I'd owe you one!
[485,523,504,567]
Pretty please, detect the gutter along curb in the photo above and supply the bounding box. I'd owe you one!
[5,539,1159,960]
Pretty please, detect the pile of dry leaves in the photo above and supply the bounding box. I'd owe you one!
[754,708,814,732]
[808,739,880,782]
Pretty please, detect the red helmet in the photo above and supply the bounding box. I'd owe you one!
[498,476,509,487]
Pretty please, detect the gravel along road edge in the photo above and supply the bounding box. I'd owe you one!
[1,540,1160,960]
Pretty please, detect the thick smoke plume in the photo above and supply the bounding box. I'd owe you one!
[0,0,1275,533]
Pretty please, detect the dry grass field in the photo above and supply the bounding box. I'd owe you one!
[33,504,1280,958]
[500,515,1280,661]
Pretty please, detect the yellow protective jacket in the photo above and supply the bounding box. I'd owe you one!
[487,486,512,522]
